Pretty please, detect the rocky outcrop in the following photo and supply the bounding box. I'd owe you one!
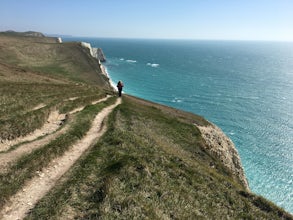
[95,48,106,62]
[81,42,92,55]
[198,123,249,190]
[81,42,106,62]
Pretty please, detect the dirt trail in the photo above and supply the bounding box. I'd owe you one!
[0,96,110,153]
[0,111,66,153]
[0,96,111,172]
[69,95,110,115]
[0,98,121,220]
[0,124,69,173]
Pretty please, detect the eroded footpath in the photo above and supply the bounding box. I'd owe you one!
[0,98,121,220]
[0,96,111,172]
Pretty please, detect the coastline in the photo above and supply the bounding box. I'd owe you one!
[1,33,291,217]
[99,54,249,191]
[100,63,117,91]
[78,40,117,91]
[76,39,292,213]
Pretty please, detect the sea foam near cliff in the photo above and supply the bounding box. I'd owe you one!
[64,37,293,213]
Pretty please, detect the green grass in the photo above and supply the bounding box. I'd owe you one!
[31,65,69,78]
[59,93,108,114]
[0,97,117,209]
[0,35,110,87]
[26,96,293,219]
[0,34,113,140]
[0,81,108,140]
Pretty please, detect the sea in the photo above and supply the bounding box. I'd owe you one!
[63,37,293,213]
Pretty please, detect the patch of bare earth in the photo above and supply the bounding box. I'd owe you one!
[0,124,69,173]
[0,98,121,220]
[69,95,111,115]
[0,110,66,153]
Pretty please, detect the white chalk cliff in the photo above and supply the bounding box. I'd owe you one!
[81,42,106,62]
[198,123,249,190]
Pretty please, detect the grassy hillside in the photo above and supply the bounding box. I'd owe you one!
[0,34,111,140]
[26,96,292,219]
[0,33,292,219]
[0,33,110,86]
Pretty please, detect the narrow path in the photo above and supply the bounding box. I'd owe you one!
[0,98,121,220]
[0,111,66,152]
[32,103,46,111]
[69,95,110,114]
[0,96,110,153]
[0,124,69,173]
[0,96,112,172]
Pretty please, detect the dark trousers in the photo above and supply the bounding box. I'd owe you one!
[118,89,122,97]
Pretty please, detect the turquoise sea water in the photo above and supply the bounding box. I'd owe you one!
[65,38,293,213]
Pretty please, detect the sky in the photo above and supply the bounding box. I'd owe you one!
[0,0,293,41]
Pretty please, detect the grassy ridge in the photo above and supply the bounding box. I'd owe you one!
[26,96,292,219]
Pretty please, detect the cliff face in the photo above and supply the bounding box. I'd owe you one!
[95,48,106,62]
[198,123,249,190]
[81,42,106,62]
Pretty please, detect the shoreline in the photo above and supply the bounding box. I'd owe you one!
[93,44,292,214]
[100,63,125,96]
[100,63,117,91]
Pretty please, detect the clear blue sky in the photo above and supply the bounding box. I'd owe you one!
[1,0,292,41]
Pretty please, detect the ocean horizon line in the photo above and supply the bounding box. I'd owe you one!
[59,35,293,43]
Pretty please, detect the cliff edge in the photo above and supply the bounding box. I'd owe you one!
[198,123,249,190]
[81,42,106,62]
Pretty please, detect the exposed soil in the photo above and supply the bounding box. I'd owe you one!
[0,96,111,172]
[0,110,66,153]
[0,98,121,220]
[0,124,69,173]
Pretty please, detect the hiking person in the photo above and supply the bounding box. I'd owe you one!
[117,80,124,97]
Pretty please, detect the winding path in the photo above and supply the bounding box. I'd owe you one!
[0,98,121,220]
[0,96,111,172]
